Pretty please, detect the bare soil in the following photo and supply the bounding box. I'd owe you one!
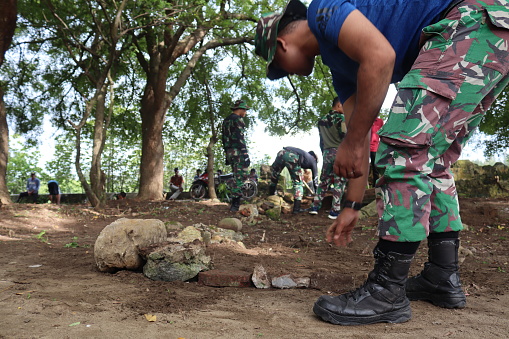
[1,196,508,339]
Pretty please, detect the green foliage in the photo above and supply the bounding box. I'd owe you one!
[6,136,46,194]
[480,85,509,157]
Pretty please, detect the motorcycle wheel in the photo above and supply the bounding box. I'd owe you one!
[190,183,207,199]
[241,179,258,200]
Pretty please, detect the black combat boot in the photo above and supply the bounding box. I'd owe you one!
[268,184,276,196]
[406,238,466,309]
[292,200,305,214]
[313,248,413,325]
[230,197,241,212]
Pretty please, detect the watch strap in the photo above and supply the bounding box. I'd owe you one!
[343,200,362,211]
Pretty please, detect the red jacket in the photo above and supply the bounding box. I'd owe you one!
[370,118,384,152]
[170,175,184,188]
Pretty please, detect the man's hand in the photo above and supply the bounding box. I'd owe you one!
[326,208,360,246]
[334,136,364,179]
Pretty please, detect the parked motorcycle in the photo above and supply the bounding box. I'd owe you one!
[189,171,257,200]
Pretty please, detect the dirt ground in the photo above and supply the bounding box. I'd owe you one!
[0,196,508,339]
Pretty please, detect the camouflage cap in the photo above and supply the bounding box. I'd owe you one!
[255,0,307,80]
[231,100,251,110]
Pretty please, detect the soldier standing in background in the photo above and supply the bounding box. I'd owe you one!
[222,99,251,212]
[308,97,348,219]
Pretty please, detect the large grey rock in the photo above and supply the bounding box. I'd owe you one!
[94,218,167,272]
[143,241,212,281]
[218,218,243,232]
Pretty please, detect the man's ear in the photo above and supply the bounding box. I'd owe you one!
[276,37,288,53]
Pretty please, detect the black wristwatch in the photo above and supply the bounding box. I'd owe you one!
[343,200,362,211]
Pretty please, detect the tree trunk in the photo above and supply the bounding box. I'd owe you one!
[0,0,17,205]
[137,76,169,200]
[0,88,10,204]
[90,83,111,206]
[206,138,217,200]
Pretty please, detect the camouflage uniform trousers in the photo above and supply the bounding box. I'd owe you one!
[375,0,509,242]
[312,148,347,212]
[226,148,249,198]
[270,149,305,200]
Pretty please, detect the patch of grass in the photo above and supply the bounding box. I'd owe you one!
[34,231,49,243]
[64,236,80,248]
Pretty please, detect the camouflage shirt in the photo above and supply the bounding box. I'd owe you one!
[318,110,346,151]
[222,113,247,151]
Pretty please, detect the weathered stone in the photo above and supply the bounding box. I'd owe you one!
[281,204,292,214]
[260,201,275,211]
[265,207,281,221]
[266,195,282,205]
[293,277,310,288]
[239,204,259,218]
[260,165,272,180]
[218,218,243,232]
[459,245,474,264]
[165,221,184,233]
[177,226,203,243]
[198,270,252,287]
[282,192,294,204]
[271,274,297,289]
[143,241,212,281]
[252,264,271,289]
[94,218,167,272]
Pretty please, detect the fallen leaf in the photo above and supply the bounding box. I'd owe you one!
[144,314,157,322]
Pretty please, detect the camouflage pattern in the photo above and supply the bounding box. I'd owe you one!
[226,148,250,198]
[270,149,305,200]
[222,113,250,198]
[222,113,248,151]
[312,148,347,212]
[254,0,307,80]
[375,0,509,242]
[318,110,346,150]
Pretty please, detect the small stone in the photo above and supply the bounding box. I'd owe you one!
[252,264,271,289]
[271,274,297,289]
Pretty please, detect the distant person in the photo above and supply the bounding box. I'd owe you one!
[115,191,127,200]
[168,168,184,200]
[249,168,258,182]
[17,172,40,203]
[308,97,348,219]
[370,117,384,187]
[269,146,318,214]
[222,99,251,212]
[47,180,61,204]
[194,169,203,181]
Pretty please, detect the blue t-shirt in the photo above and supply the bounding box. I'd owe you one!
[307,0,453,103]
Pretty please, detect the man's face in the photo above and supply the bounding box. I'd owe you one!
[273,39,314,77]
[239,109,247,118]
[334,102,344,113]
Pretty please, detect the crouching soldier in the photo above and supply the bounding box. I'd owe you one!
[269,146,318,214]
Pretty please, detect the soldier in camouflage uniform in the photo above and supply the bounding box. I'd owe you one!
[255,0,509,326]
[308,97,348,220]
[222,99,251,212]
[269,146,318,214]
